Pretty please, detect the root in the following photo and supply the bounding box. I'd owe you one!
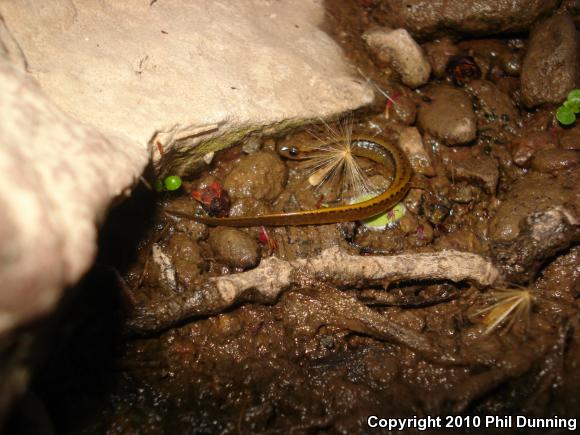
[125,247,501,337]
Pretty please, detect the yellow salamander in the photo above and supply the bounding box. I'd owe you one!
[182,137,412,226]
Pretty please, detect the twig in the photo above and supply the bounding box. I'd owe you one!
[125,247,500,336]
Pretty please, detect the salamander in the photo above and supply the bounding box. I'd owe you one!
[175,137,412,226]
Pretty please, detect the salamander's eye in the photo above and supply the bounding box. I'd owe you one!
[289,146,299,157]
[278,144,301,158]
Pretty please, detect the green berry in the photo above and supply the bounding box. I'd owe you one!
[164,175,182,191]
[556,106,576,126]
[154,179,165,192]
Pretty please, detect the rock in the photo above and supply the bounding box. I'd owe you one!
[508,132,558,168]
[403,188,424,215]
[531,149,580,173]
[242,137,262,154]
[173,219,208,241]
[423,38,459,78]
[436,228,485,253]
[209,228,260,269]
[0,0,377,424]
[467,79,519,146]
[280,225,344,260]
[566,0,580,20]
[489,170,580,282]
[0,46,151,426]
[458,39,524,77]
[521,13,578,107]
[165,197,208,240]
[443,152,499,194]
[448,183,482,204]
[353,227,407,254]
[418,85,477,145]
[228,198,270,218]
[493,206,580,283]
[164,233,204,288]
[398,127,435,176]
[372,0,558,40]
[382,83,417,125]
[466,80,518,132]
[409,221,434,246]
[398,212,419,234]
[489,171,580,243]
[223,152,287,201]
[0,0,374,172]
[363,27,431,88]
[560,126,580,150]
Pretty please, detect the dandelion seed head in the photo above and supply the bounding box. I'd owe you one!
[474,287,533,335]
[302,116,375,197]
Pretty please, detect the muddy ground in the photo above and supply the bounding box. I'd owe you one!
[6,1,580,434]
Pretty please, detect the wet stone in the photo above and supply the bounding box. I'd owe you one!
[363,26,431,88]
[398,212,419,234]
[242,136,262,154]
[560,126,580,151]
[521,13,578,107]
[403,188,424,215]
[458,40,524,78]
[531,149,580,174]
[409,221,434,246]
[209,227,260,269]
[423,38,459,78]
[491,204,580,283]
[382,83,417,125]
[448,183,481,204]
[443,152,499,194]
[398,127,435,176]
[418,85,477,146]
[489,171,580,243]
[223,151,288,201]
[372,0,558,40]
[173,219,208,241]
[466,79,519,135]
[165,233,204,287]
[508,132,558,168]
[354,227,407,253]
[228,198,270,218]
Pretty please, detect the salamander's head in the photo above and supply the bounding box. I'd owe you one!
[277,143,304,160]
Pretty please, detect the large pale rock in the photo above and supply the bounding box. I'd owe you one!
[0,0,373,425]
[0,59,146,336]
[0,0,373,170]
[0,56,147,426]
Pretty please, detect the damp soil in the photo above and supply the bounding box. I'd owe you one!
[20,1,580,434]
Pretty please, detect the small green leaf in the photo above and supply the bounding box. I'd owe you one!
[567,89,580,104]
[556,105,576,126]
[164,175,182,191]
[563,99,580,114]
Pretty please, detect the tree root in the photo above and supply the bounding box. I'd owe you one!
[125,247,501,340]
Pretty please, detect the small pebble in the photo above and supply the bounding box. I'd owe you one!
[209,227,260,269]
[363,26,431,88]
[242,137,262,154]
[531,149,580,173]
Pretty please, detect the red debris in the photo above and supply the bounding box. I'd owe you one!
[191,181,231,217]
